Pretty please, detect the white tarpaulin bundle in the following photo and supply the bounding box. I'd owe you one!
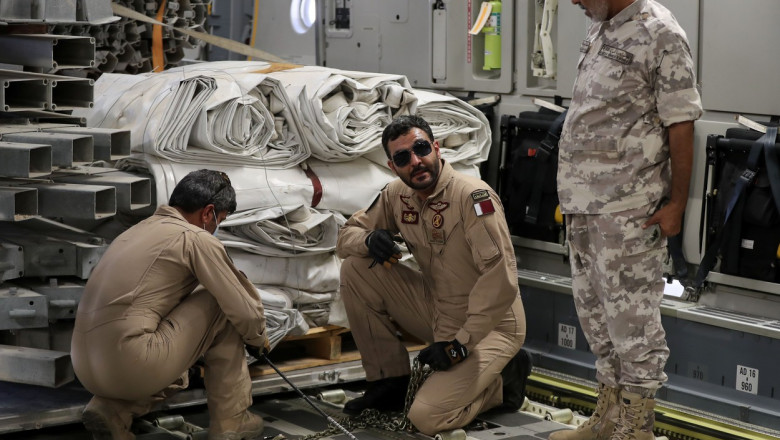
[77,63,311,169]
[257,286,309,348]
[217,204,346,257]
[116,154,313,212]
[230,249,341,293]
[307,157,397,216]
[265,65,418,162]
[413,89,492,166]
[362,89,492,169]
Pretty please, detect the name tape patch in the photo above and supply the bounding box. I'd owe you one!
[598,45,634,65]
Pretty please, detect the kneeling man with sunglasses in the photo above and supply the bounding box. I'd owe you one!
[336,115,532,435]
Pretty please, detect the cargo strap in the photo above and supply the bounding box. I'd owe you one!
[526,110,566,224]
[691,126,778,290]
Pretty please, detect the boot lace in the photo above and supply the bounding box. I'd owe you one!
[611,400,642,439]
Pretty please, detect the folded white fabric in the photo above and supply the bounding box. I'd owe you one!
[257,286,309,349]
[229,248,341,293]
[116,154,313,212]
[307,157,397,216]
[78,62,310,169]
[362,89,491,169]
[265,65,418,162]
[218,204,345,257]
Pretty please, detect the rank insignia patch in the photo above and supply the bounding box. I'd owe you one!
[429,227,446,244]
[402,211,419,224]
[470,190,489,202]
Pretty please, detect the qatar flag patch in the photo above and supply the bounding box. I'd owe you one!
[474,199,495,216]
[471,189,495,216]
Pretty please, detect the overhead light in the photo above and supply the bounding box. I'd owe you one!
[291,0,317,34]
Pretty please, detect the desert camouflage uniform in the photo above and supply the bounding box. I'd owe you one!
[558,0,702,391]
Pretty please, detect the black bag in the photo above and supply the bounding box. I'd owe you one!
[499,109,566,243]
[705,126,780,283]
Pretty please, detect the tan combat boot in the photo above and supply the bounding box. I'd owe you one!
[609,389,656,440]
[81,396,136,440]
[208,410,264,440]
[548,383,620,440]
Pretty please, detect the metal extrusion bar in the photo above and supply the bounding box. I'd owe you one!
[53,172,151,212]
[0,285,48,331]
[0,0,44,21]
[43,126,130,161]
[43,0,78,22]
[0,242,24,282]
[50,77,95,110]
[0,34,95,70]
[18,279,83,321]
[0,76,49,111]
[0,142,52,178]
[26,182,116,219]
[0,344,74,388]
[0,186,38,221]
[77,0,116,24]
[3,132,94,167]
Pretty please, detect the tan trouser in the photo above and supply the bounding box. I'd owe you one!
[340,256,526,435]
[72,288,251,422]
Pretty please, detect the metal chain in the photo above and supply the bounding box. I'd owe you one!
[299,358,433,440]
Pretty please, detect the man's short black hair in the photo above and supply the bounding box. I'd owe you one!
[381,115,435,158]
[169,169,237,214]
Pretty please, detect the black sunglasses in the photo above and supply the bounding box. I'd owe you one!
[391,140,433,167]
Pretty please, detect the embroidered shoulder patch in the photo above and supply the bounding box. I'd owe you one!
[598,45,634,65]
[474,199,495,216]
[470,189,490,202]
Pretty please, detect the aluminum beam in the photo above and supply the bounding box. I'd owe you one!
[26,182,116,219]
[0,34,95,70]
[0,344,73,388]
[77,0,116,24]
[0,242,23,282]
[3,132,94,167]
[0,285,48,331]
[43,126,130,161]
[18,279,83,321]
[0,75,49,111]
[50,76,94,110]
[0,142,52,178]
[52,169,151,212]
[0,186,37,221]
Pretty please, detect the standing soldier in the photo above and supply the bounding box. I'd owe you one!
[550,1,702,440]
[336,115,532,436]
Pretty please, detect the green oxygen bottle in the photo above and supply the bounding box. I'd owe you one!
[482,1,502,70]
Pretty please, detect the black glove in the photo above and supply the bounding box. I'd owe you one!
[418,339,469,371]
[365,229,402,268]
[246,341,270,362]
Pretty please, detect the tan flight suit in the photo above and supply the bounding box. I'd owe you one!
[558,0,702,392]
[337,160,526,435]
[71,205,267,422]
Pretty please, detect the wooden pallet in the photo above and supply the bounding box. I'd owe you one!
[250,325,426,377]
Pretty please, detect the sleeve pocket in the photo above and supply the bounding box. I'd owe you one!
[470,222,500,270]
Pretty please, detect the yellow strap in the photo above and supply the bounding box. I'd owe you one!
[152,0,167,72]
[111,3,287,63]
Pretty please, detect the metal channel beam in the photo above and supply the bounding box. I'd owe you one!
[53,170,151,212]
[43,126,130,160]
[50,77,94,110]
[0,76,49,111]
[0,242,23,282]
[0,186,38,221]
[0,0,44,21]
[0,345,73,388]
[77,0,116,24]
[44,0,78,22]
[0,34,95,70]
[3,132,94,167]
[26,182,116,219]
[0,285,48,331]
[18,279,83,321]
[0,142,52,178]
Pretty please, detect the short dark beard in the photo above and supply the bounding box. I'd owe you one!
[400,159,441,192]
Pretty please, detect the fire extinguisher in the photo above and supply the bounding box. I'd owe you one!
[481,1,501,70]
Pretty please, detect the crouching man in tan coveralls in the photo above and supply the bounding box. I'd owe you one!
[336,115,532,435]
[71,169,269,440]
